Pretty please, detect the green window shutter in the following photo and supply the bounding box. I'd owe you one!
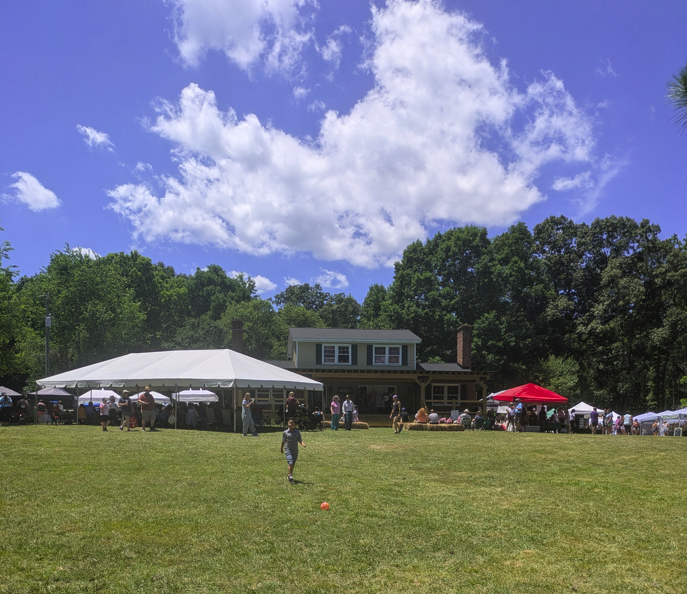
[351,344,358,365]
[316,344,322,365]
[367,345,373,365]
[402,345,408,366]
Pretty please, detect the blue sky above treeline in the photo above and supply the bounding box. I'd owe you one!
[1,0,685,301]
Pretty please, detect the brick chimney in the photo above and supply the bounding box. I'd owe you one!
[231,320,244,354]
[456,324,472,369]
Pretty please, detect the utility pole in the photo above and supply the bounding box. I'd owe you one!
[42,293,51,377]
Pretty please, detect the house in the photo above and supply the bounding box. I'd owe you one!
[267,325,489,415]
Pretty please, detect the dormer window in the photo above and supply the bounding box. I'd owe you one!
[323,344,351,365]
[374,345,401,365]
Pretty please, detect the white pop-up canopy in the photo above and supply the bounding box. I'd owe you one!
[36,349,323,392]
[133,391,171,405]
[568,402,600,415]
[172,389,218,403]
[78,389,120,404]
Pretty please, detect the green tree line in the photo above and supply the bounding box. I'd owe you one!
[1,215,685,412]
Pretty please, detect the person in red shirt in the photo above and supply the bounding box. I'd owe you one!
[138,386,157,432]
[286,392,300,417]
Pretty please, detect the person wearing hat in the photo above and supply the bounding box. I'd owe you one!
[118,390,133,431]
[390,394,403,434]
[138,386,157,432]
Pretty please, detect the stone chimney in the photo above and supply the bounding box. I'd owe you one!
[231,320,244,354]
[456,324,472,369]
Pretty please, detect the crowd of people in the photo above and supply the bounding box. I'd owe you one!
[76,387,225,431]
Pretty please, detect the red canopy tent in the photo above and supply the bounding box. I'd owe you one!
[493,383,568,404]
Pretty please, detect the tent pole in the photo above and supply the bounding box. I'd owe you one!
[175,384,178,430]
[233,386,237,433]
[283,387,286,427]
[33,381,38,424]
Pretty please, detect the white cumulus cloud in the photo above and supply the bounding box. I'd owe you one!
[284,276,302,286]
[169,0,316,72]
[313,268,348,289]
[72,247,100,260]
[77,125,115,150]
[110,0,611,268]
[318,26,351,73]
[230,270,277,294]
[552,172,593,191]
[5,172,61,211]
[292,86,309,100]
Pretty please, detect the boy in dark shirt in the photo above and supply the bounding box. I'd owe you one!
[281,418,305,483]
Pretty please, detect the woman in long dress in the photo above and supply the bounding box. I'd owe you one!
[242,391,259,436]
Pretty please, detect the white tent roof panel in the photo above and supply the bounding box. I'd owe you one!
[37,349,323,391]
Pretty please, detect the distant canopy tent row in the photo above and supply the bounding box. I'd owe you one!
[76,389,171,406]
[0,386,21,397]
[37,349,324,430]
[29,387,76,408]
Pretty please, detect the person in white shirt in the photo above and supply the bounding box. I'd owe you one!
[428,409,440,424]
[99,398,110,432]
[342,395,355,431]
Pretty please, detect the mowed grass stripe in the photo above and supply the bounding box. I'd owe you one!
[0,426,684,593]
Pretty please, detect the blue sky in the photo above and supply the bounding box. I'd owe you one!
[1,0,685,301]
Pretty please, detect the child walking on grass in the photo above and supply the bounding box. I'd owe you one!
[281,418,305,483]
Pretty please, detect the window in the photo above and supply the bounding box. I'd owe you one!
[322,344,351,365]
[373,345,402,366]
[430,384,461,405]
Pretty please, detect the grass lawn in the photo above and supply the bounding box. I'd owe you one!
[0,425,685,593]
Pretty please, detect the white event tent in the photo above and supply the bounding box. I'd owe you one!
[37,349,323,430]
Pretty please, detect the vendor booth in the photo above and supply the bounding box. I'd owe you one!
[493,384,568,433]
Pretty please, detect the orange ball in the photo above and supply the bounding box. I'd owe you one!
[320,502,330,510]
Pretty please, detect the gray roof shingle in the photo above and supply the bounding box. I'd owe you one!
[288,328,421,343]
[417,362,468,372]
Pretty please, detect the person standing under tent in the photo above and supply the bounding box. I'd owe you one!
[286,392,299,418]
[342,395,355,431]
[514,399,524,432]
[623,412,632,436]
[0,392,12,426]
[329,395,341,430]
[108,396,119,427]
[99,397,110,432]
[241,391,259,437]
[138,387,157,432]
[119,391,133,431]
[37,400,48,424]
[506,404,516,432]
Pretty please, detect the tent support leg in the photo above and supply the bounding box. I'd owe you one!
[233,386,237,433]
[175,384,178,430]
